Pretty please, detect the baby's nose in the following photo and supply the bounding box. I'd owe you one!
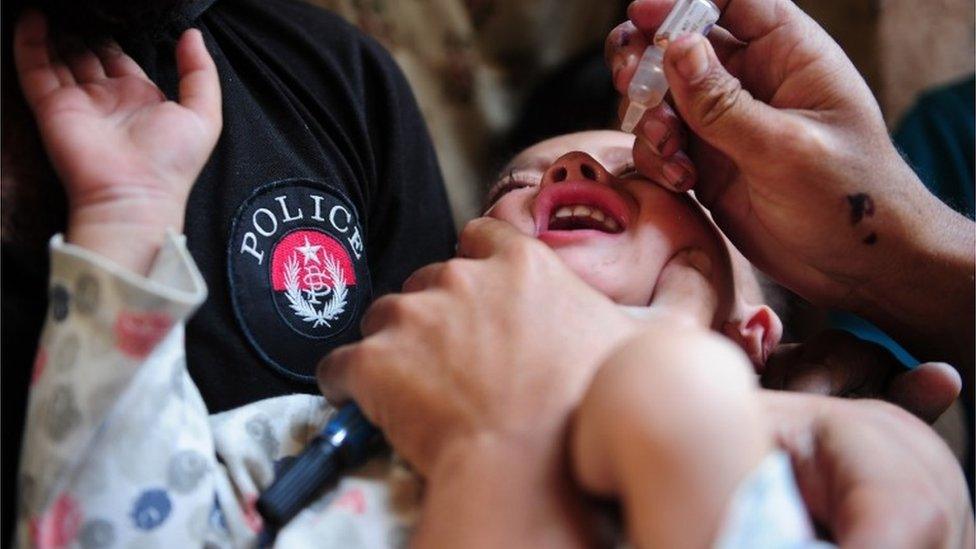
[540,152,611,187]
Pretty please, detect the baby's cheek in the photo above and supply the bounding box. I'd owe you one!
[485,201,536,236]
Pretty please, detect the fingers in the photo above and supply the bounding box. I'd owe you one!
[647,248,716,325]
[761,330,891,397]
[175,28,222,131]
[705,25,747,68]
[626,0,672,32]
[14,10,65,108]
[708,0,801,43]
[628,0,801,43]
[886,363,961,424]
[617,98,698,192]
[401,262,445,294]
[633,133,697,193]
[316,344,357,406]
[457,217,531,260]
[606,20,742,98]
[316,336,398,434]
[760,330,959,423]
[662,33,782,164]
[97,42,150,80]
[65,49,106,83]
[359,293,400,337]
[606,21,651,94]
[762,342,832,396]
[618,98,686,157]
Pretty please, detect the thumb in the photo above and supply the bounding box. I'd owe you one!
[663,33,781,164]
[886,362,961,424]
[175,28,222,134]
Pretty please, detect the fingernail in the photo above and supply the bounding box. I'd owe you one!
[662,162,689,191]
[642,119,670,155]
[675,34,710,82]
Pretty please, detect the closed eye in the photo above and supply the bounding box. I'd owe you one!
[485,170,540,209]
[615,163,640,179]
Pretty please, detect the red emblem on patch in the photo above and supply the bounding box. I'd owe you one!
[269,230,358,335]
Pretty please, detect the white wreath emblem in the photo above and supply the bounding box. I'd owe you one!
[283,251,348,328]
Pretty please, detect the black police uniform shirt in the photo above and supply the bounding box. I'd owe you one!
[72,0,454,412]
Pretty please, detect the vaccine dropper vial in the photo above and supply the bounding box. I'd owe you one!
[621,0,721,133]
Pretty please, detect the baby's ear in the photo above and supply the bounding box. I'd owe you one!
[722,305,783,367]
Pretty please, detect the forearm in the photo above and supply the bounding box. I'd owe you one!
[415,434,592,549]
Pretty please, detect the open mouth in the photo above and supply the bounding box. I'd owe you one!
[548,205,621,232]
[534,181,631,235]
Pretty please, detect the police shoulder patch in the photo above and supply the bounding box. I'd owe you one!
[228,179,371,382]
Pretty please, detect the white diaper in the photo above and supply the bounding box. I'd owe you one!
[713,451,836,549]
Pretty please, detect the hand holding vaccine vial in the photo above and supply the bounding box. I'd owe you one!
[621,0,721,133]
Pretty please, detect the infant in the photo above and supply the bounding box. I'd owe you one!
[18,129,820,549]
[486,130,826,547]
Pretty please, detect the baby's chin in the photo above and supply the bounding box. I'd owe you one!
[552,247,655,307]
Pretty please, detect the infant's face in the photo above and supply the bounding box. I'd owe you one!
[486,131,735,318]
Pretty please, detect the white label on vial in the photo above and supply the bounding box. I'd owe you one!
[656,0,719,46]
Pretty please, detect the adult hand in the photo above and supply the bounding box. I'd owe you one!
[14,10,222,273]
[762,391,974,548]
[317,218,644,547]
[318,217,641,476]
[762,330,962,424]
[607,0,974,376]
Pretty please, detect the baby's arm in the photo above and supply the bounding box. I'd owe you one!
[571,324,772,548]
[12,12,232,546]
[16,232,227,546]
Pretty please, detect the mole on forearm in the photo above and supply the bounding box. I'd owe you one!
[847,193,875,225]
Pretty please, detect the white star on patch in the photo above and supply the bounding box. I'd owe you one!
[295,236,322,266]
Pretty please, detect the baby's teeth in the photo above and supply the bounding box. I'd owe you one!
[551,205,620,231]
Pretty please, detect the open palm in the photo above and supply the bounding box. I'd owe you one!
[14,11,221,218]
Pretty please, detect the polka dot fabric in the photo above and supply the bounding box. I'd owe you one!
[15,235,416,547]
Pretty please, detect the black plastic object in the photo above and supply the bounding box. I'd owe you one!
[257,404,380,530]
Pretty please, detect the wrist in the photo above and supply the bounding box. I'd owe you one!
[417,432,592,548]
[67,197,186,275]
[851,164,975,369]
[429,431,556,481]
